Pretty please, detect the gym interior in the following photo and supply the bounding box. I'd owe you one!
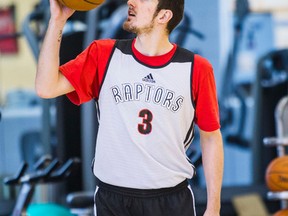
[0,0,288,215]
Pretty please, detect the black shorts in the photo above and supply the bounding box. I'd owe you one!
[94,179,196,216]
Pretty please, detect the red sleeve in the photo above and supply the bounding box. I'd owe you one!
[59,39,116,105]
[192,54,220,131]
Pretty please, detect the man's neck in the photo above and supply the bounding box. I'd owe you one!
[134,33,173,56]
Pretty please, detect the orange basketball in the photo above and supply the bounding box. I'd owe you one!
[273,209,288,216]
[58,0,105,11]
[265,156,288,191]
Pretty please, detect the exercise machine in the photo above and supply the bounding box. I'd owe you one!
[253,49,288,184]
[4,155,80,216]
[219,0,250,147]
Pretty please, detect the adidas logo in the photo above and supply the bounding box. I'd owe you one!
[142,73,156,83]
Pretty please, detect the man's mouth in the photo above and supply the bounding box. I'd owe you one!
[128,8,136,17]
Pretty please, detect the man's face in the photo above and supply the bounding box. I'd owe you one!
[123,0,159,35]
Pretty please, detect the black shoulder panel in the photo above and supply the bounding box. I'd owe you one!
[172,47,194,63]
[115,39,134,55]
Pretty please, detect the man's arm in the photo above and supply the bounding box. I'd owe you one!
[199,129,224,216]
[35,0,75,98]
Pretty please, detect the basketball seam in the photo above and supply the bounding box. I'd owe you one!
[268,176,288,191]
[84,0,99,5]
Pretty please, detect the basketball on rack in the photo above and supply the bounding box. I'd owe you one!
[265,156,288,192]
[58,0,105,11]
[273,209,288,216]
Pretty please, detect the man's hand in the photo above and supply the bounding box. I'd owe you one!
[49,0,75,22]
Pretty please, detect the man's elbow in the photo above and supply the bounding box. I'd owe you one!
[35,84,55,99]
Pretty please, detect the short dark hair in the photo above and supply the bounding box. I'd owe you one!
[155,0,184,34]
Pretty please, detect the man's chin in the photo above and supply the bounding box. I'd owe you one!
[123,22,137,34]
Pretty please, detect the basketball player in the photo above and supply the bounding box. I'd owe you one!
[36,0,224,215]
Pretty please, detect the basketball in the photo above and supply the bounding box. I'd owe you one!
[273,209,288,216]
[58,0,105,11]
[265,156,288,191]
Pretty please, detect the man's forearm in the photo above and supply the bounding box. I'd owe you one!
[35,20,65,98]
[200,129,224,213]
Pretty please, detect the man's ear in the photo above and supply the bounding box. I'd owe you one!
[157,9,173,24]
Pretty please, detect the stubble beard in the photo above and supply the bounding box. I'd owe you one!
[122,17,156,35]
[122,20,137,34]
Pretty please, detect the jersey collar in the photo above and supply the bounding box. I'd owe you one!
[131,38,177,67]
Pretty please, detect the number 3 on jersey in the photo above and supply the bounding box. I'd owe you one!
[138,109,153,135]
